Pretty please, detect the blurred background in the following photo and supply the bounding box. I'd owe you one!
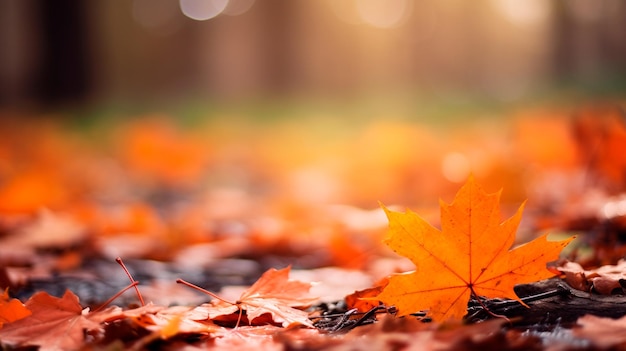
[1,0,625,109]
[1,0,626,223]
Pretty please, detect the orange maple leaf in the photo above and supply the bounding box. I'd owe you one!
[188,266,317,328]
[0,289,31,327]
[375,177,573,321]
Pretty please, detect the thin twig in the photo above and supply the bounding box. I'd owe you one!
[327,308,358,332]
[342,305,387,331]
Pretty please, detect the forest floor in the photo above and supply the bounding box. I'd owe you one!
[2,98,626,350]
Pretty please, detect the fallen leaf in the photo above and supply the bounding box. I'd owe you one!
[0,290,103,351]
[557,261,592,292]
[190,266,317,327]
[558,260,626,294]
[345,277,388,313]
[0,288,31,327]
[375,176,573,320]
[118,304,221,336]
[291,267,374,303]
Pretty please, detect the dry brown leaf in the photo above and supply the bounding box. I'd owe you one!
[558,260,626,294]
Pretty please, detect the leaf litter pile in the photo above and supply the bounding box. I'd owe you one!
[3,104,626,350]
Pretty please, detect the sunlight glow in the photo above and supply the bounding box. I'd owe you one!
[355,0,411,28]
[179,0,229,21]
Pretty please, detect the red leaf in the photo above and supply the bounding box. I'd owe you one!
[0,290,102,351]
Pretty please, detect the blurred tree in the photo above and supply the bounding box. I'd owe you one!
[552,1,626,83]
[1,1,625,110]
[36,0,93,106]
[0,0,93,110]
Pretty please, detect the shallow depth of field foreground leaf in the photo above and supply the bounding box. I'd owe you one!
[191,266,318,327]
[376,177,573,321]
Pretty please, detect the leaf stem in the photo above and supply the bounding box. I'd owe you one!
[116,257,145,306]
[469,286,511,324]
[175,278,237,305]
[93,281,140,312]
[234,307,244,329]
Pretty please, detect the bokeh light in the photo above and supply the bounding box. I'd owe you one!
[179,0,229,21]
